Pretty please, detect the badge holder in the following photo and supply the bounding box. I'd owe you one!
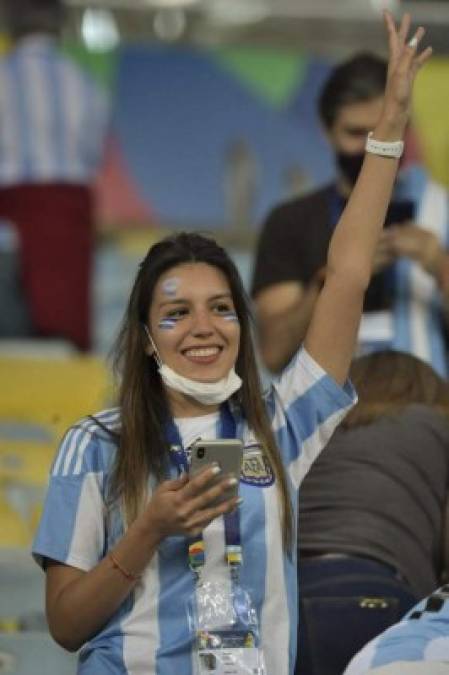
[187,578,266,675]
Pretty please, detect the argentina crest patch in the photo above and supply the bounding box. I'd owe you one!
[241,444,274,487]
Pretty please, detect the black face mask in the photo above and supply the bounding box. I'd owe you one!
[335,151,365,186]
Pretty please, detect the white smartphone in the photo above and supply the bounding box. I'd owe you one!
[190,438,243,505]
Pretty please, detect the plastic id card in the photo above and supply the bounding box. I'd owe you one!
[188,580,266,675]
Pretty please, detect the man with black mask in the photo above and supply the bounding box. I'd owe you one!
[252,53,449,376]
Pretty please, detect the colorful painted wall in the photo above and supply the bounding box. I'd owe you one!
[4,38,449,231]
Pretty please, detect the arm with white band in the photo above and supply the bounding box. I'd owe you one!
[365,132,404,159]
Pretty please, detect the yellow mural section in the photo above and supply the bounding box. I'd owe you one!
[413,58,449,187]
[0,33,10,55]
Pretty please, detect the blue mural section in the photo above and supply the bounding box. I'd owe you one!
[113,45,335,230]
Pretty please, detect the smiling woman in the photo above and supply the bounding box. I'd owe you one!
[148,262,241,393]
[30,11,432,675]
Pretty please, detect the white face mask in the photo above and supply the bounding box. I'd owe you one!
[143,326,242,406]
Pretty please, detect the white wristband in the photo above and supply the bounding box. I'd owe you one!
[365,132,404,159]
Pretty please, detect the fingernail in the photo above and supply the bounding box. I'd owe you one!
[408,35,419,49]
[211,464,221,475]
[227,477,238,486]
[236,497,244,507]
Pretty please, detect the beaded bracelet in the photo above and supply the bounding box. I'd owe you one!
[109,552,141,582]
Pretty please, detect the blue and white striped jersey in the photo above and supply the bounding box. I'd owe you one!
[344,587,449,674]
[390,166,449,378]
[32,348,355,675]
[0,35,109,185]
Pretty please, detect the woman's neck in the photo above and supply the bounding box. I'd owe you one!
[168,389,220,418]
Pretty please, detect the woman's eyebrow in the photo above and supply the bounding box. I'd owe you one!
[159,292,232,310]
[209,293,233,301]
[159,298,187,309]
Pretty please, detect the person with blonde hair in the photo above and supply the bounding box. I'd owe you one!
[297,350,449,675]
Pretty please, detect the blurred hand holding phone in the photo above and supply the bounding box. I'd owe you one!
[384,199,415,228]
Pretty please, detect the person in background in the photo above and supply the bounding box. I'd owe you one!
[0,0,109,350]
[343,586,449,674]
[296,349,449,675]
[30,13,431,674]
[252,52,449,377]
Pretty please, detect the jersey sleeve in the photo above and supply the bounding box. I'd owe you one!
[343,588,449,674]
[32,421,108,572]
[269,348,356,488]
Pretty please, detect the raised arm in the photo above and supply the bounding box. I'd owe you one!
[304,12,432,385]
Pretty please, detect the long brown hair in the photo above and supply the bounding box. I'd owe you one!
[112,232,294,550]
[343,349,449,429]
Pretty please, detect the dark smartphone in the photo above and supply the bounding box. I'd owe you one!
[384,199,415,228]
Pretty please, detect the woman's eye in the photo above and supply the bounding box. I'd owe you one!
[214,305,239,321]
[214,304,232,313]
[158,308,188,328]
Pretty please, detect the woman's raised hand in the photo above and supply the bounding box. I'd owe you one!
[381,11,432,133]
[140,465,240,539]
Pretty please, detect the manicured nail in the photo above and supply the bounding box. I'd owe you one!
[211,464,221,475]
[227,477,238,486]
[236,497,244,507]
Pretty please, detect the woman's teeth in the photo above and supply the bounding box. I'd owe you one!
[185,347,219,357]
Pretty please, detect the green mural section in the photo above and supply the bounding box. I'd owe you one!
[61,43,118,94]
[213,46,307,108]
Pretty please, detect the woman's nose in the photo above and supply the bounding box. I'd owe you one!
[191,310,214,336]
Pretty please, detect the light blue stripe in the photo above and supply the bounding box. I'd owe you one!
[274,375,354,465]
[81,71,100,171]
[65,411,120,475]
[51,426,78,474]
[427,294,447,377]
[79,595,134,674]
[47,56,66,174]
[284,486,298,674]
[395,164,427,205]
[370,597,430,667]
[53,411,119,476]
[10,57,33,180]
[156,537,195,675]
[392,258,412,354]
[238,475,267,650]
[32,473,94,566]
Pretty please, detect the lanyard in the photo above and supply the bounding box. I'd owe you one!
[166,405,242,580]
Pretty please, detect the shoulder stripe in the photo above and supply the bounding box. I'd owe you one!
[52,409,120,477]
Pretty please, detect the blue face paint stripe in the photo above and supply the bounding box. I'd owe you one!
[221,312,239,322]
[158,318,178,330]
